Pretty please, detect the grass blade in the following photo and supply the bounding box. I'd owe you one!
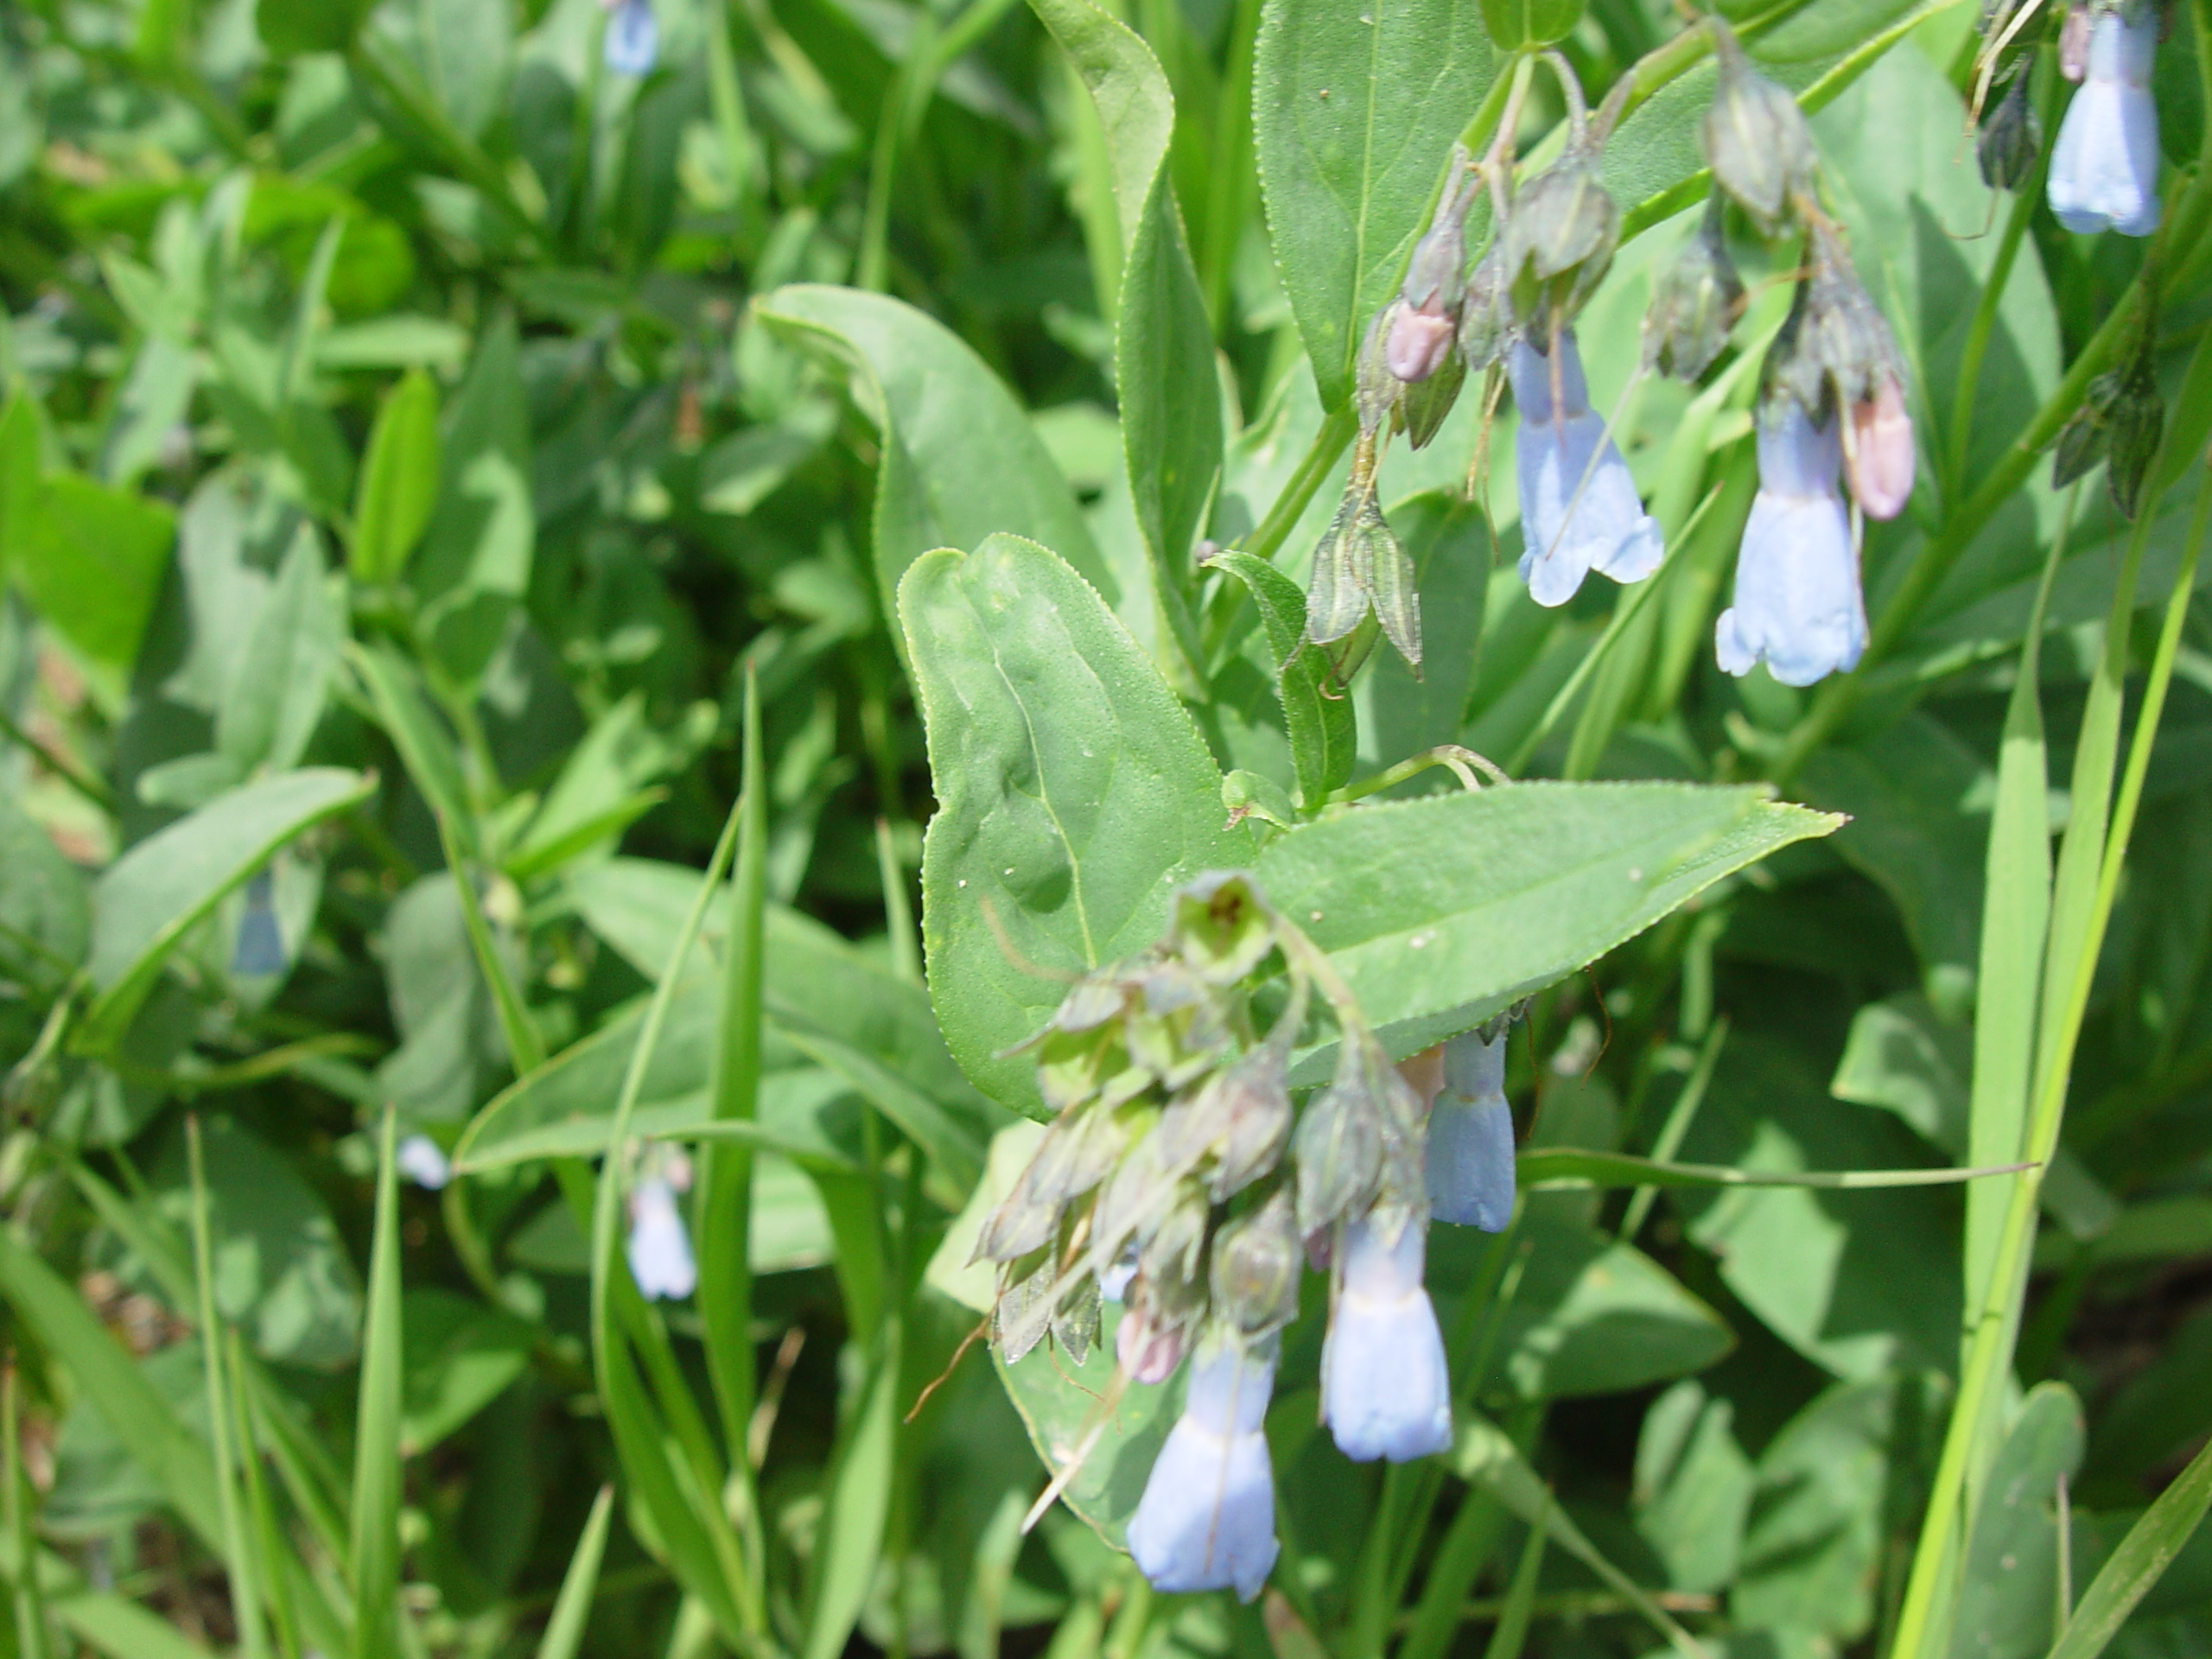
[2046,1435,2212,1659]
[535,1485,616,1659]
[1482,1491,1548,1659]
[4,1364,48,1659]
[349,1109,404,1659]
[187,1118,269,1659]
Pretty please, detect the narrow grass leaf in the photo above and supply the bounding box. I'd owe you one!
[534,1484,616,1659]
[349,1109,404,1659]
[2047,1433,2212,1659]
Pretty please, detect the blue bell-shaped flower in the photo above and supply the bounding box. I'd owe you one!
[1427,1032,1516,1232]
[603,0,658,76]
[1715,402,1866,687]
[1125,1330,1280,1601]
[1320,1211,1452,1463]
[397,1135,452,1192]
[2048,6,2161,237]
[1511,332,1663,607]
[232,868,287,976]
[627,1173,697,1300]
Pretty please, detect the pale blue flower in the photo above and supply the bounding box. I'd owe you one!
[603,0,658,76]
[1715,403,1866,687]
[1321,1213,1452,1463]
[1510,332,1663,608]
[1427,1033,1515,1232]
[627,1174,697,1300]
[232,868,286,976]
[1125,1331,1280,1601]
[397,1135,452,1192]
[2049,8,2161,237]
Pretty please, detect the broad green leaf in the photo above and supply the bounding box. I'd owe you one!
[995,1303,1178,1548]
[0,1540,215,1659]
[350,366,440,585]
[398,1288,535,1454]
[257,0,372,54]
[11,472,175,695]
[214,524,343,778]
[0,791,89,986]
[1209,547,1357,808]
[350,643,473,842]
[2049,1433,2212,1659]
[1252,783,1840,1072]
[899,534,1252,1116]
[508,694,696,880]
[1745,0,1932,63]
[1478,0,1582,48]
[410,314,531,688]
[1443,1202,1732,1399]
[1633,1380,1753,1594]
[350,1113,404,1659]
[81,767,375,1051]
[0,390,43,577]
[151,1117,365,1370]
[1252,0,1493,410]
[1027,0,1219,644]
[1733,1375,1947,1642]
[754,288,1116,638]
[1949,1382,2083,1659]
[1679,1035,1961,1381]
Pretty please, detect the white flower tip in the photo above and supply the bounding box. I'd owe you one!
[627,1179,697,1300]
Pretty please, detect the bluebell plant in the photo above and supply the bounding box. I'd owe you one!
[2049,2,2163,236]
[627,1147,698,1300]
[1426,1026,1518,1232]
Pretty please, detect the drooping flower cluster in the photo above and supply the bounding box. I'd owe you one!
[1692,22,1913,686]
[978,874,1523,1602]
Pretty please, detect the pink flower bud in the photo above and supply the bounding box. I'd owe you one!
[1845,377,1915,521]
[1116,1298,1186,1384]
[1386,305,1458,383]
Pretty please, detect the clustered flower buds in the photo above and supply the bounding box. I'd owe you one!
[2048,3,2162,237]
[2053,312,2164,519]
[1973,2,2045,191]
[1701,19,1819,238]
[983,874,1523,1600]
[1644,196,1744,385]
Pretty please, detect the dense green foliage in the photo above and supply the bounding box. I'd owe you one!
[3,0,2212,1656]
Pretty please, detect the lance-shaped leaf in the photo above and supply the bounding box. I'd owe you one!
[1255,782,1840,1077]
[755,287,1116,652]
[1027,0,1220,658]
[1253,0,1493,410]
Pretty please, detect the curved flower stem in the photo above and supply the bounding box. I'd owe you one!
[1943,96,2050,504]
[1330,744,1506,806]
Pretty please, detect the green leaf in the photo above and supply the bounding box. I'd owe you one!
[1452,1201,1732,1399]
[410,315,531,688]
[1252,782,1840,1071]
[11,473,175,695]
[1478,0,1583,48]
[2049,1433,2212,1659]
[1026,0,1219,649]
[349,1111,404,1659]
[350,367,440,586]
[1252,0,1493,410]
[398,1288,535,1455]
[257,0,372,54]
[350,644,473,843]
[995,1302,1177,1548]
[899,533,1252,1117]
[81,767,375,1052]
[214,524,344,778]
[152,1117,365,1370]
[0,791,90,987]
[534,1485,615,1659]
[1949,1382,2083,1659]
[754,288,1117,640]
[1209,548,1357,809]
[1633,1380,1753,1594]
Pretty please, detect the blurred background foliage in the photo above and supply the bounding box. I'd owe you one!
[1,0,2211,1656]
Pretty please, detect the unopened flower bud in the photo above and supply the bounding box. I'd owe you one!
[1388,151,1478,384]
[2052,368,2123,489]
[1319,1212,1452,1462]
[1116,1291,1187,1382]
[1053,1273,1103,1363]
[1978,71,2044,193]
[1399,346,1468,450]
[1172,872,1278,986]
[1844,373,1916,521]
[1388,309,1458,385]
[1211,1191,1300,1336]
[1125,1330,1280,1599]
[1503,149,1618,338]
[1644,196,1743,383]
[2105,352,2164,521]
[2060,3,2092,81]
[1701,18,1818,237]
[1211,1047,1293,1199]
[1459,246,1511,374]
[1293,1060,1383,1243]
[1304,493,1422,673]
